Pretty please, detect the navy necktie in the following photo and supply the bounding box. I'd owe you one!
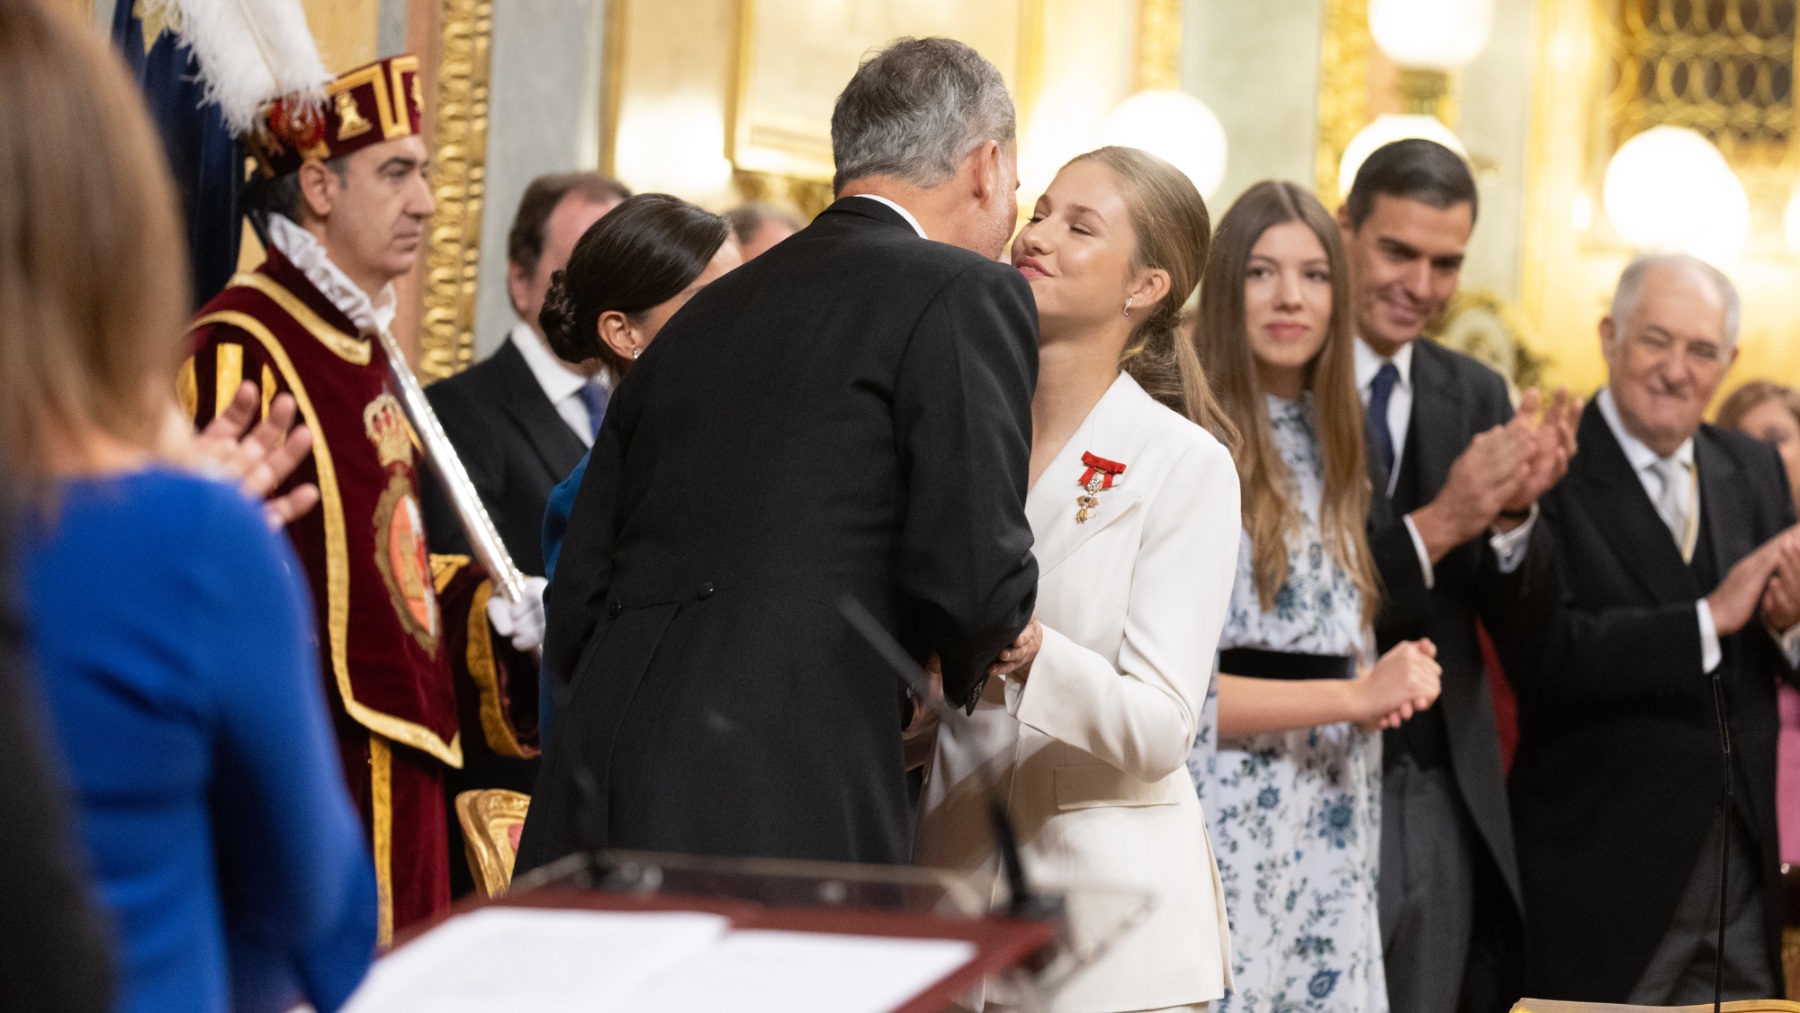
[574,381,608,441]
[1367,362,1400,479]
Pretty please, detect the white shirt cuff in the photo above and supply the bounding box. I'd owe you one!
[1402,513,1436,590]
[1489,506,1538,575]
[1002,671,1025,714]
[1696,600,1723,674]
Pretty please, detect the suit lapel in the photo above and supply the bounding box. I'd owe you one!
[491,338,588,477]
[1406,341,1463,506]
[1027,375,1149,577]
[1574,403,1698,602]
[1696,426,1752,573]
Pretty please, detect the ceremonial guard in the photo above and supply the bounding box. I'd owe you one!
[180,56,543,940]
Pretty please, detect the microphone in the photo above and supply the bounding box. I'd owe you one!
[835,595,1064,922]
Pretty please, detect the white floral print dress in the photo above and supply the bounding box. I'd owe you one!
[1187,394,1387,1013]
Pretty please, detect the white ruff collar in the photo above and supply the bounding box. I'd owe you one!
[265,214,398,338]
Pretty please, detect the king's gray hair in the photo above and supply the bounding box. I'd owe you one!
[830,37,1016,193]
[1610,252,1741,348]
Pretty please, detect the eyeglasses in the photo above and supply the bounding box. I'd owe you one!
[1630,329,1727,371]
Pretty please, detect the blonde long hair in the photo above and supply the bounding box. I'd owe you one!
[1069,146,1238,451]
[1196,180,1377,622]
[0,0,187,484]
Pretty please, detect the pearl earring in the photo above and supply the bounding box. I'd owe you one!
[1123,296,1134,319]
[631,348,640,360]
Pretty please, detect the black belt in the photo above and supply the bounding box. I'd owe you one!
[1219,647,1357,681]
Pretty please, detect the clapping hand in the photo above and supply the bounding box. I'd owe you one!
[1410,426,1528,561]
[1500,387,1582,522]
[1707,527,1792,636]
[1760,528,1800,633]
[186,382,320,528]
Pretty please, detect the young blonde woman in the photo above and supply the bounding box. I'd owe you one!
[916,147,1240,1013]
[1188,181,1441,1012]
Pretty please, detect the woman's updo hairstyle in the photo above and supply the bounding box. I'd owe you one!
[1067,146,1238,452]
[539,193,730,376]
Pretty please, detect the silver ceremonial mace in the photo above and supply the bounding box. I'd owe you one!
[375,328,532,606]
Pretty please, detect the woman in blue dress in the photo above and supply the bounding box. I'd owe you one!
[1187,182,1442,1012]
[0,5,375,1011]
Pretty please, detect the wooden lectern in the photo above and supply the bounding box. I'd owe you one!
[1511,1000,1800,1012]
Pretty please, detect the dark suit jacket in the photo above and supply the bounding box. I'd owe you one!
[1367,339,1552,985]
[1495,403,1798,1001]
[420,335,589,576]
[516,197,1039,870]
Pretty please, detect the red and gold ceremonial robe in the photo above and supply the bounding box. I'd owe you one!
[182,249,537,941]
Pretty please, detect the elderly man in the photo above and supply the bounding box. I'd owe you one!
[1340,138,1578,1013]
[183,57,544,937]
[516,37,1038,871]
[1500,254,1800,1003]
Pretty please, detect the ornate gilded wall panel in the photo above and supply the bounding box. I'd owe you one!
[417,0,492,383]
[1315,0,1371,208]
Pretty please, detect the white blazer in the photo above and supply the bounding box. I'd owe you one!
[916,373,1240,1012]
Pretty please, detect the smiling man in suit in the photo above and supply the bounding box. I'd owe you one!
[420,171,627,896]
[1340,139,1579,1013]
[1499,254,1800,1003]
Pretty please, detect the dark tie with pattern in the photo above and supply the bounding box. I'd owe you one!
[1367,361,1400,479]
[574,381,608,441]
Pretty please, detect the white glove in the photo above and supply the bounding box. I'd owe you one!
[486,576,548,653]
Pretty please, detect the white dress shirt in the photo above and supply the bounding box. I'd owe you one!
[1595,387,1800,672]
[510,321,606,446]
[848,194,927,239]
[1353,337,1534,588]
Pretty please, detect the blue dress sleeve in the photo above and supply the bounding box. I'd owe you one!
[191,486,376,1013]
[541,448,590,583]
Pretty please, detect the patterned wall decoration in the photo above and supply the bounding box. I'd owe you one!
[1314,0,1372,208]
[417,0,493,382]
[1598,0,1797,253]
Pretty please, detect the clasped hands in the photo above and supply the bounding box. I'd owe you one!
[1410,388,1583,562]
[905,616,1045,733]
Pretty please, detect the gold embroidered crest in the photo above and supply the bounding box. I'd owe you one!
[374,473,439,652]
[363,393,414,470]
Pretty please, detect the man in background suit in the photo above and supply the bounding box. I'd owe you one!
[1340,139,1578,1013]
[422,172,629,574]
[420,171,626,896]
[516,37,1039,871]
[1500,254,1800,1003]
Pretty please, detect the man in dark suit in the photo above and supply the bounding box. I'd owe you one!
[1339,139,1579,1013]
[422,172,629,574]
[420,172,626,896]
[515,37,1039,871]
[1498,254,1800,1003]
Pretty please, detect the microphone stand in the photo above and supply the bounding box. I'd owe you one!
[1709,666,1732,1013]
[835,596,1065,923]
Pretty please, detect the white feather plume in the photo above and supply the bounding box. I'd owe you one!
[140,0,331,137]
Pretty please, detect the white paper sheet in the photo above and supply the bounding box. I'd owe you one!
[341,908,977,1013]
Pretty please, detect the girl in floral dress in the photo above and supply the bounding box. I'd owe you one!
[1187,181,1442,1012]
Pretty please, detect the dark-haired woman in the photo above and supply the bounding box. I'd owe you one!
[1189,181,1441,1012]
[916,148,1239,1012]
[534,195,738,743]
[537,194,741,580]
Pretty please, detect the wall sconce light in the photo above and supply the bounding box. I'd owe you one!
[1602,125,1748,265]
[1102,89,1229,202]
[1338,113,1469,201]
[1369,0,1495,115]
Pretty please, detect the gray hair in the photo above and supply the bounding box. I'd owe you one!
[1610,252,1741,348]
[830,37,1016,193]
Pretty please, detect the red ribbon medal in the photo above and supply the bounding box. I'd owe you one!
[1074,452,1127,524]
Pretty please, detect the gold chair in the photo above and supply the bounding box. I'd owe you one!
[454,788,530,898]
[1512,1001,1800,1012]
